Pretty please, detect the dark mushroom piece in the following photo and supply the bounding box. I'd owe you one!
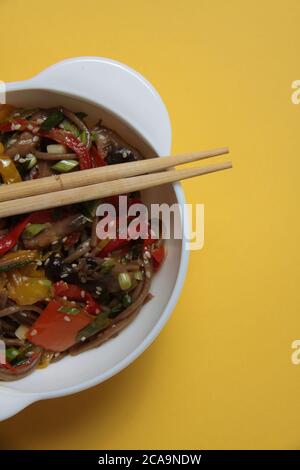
[92,125,142,163]
[5,131,40,157]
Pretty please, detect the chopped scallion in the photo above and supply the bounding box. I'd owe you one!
[52,159,79,173]
[118,272,132,291]
[23,223,46,239]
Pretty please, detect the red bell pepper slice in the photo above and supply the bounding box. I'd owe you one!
[54,281,82,298]
[151,245,165,270]
[0,211,55,256]
[38,129,93,170]
[0,118,39,133]
[27,299,92,352]
[0,215,31,256]
[90,145,106,167]
[0,118,27,132]
[53,282,101,315]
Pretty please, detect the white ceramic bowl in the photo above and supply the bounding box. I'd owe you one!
[0,57,189,420]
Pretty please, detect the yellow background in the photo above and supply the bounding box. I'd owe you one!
[0,0,300,450]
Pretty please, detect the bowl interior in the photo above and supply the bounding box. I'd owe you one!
[3,90,183,394]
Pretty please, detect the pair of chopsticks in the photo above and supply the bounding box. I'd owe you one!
[0,147,232,218]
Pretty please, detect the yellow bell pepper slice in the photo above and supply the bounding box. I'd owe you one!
[6,266,52,305]
[0,156,22,184]
[0,250,40,273]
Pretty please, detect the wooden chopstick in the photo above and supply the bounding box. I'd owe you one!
[0,147,229,203]
[0,161,232,218]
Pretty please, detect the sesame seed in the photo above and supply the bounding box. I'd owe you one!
[36,260,42,266]
[145,270,152,279]
[27,124,33,130]
[14,123,21,130]
[30,329,37,336]
[19,157,26,163]
[62,236,67,242]
[95,309,100,314]
[80,290,85,298]
[21,312,27,317]
[80,336,86,342]
[44,258,50,266]
[71,263,77,268]
[51,240,59,245]
[9,139,17,145]
[64,315,71,322]
[63,296,67,301]
[33,136,39,142]
[54,352,60,357]
[61,273,68,278]
[36,118,44,125]
[32,127,39,134]
[13,154,20,161]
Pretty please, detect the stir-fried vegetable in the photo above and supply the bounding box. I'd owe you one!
[6,266,51,305]
[22,224,46,239]
[0,104,163,380]
[47,144,68,154]
[28,300,92,352]
[52,159,79,173]
[0,216,31,256]
[76,311,110,342]
[118,272,132,291]
[90,145,106,167]
[53,281,101,315]
[6,347,20,362]
[38,128,92,169]
[0,250,39,272]
[0,351,41,380]
[40,110,64,130]
[0,155,22,184]
[61,119,80,137]
[151,246,165,270]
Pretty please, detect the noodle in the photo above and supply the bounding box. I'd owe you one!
[0,104,164,380]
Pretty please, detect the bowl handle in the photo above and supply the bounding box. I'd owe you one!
[0,388,35,421]
[24,56,172,156]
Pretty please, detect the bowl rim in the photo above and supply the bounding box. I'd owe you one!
[2,57,189,401]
